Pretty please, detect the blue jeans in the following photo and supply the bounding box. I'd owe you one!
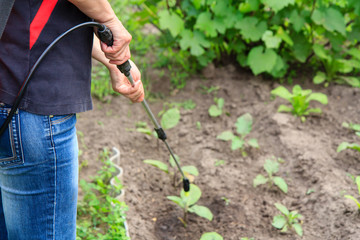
[0,104,78,240]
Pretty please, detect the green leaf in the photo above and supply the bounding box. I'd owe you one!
[349,0,360,15]
[272,215,287,229]
[209,105,222,117]
[261,0,295,12]
[189,205,213,221]
[356,176,360,195]
[271,86,292,100]
[253,174,269,187]
[167,196,185,208]
[200,232,224,240]
[247,46,277,75]
[180,30,211,56]
[181,184,201,206]
[290,9,305,32]
[231,136,245,150]
[292,223,303,236]
[344,195,360,209]
[338,76,360,87]
[264,159,279,175]
[306,93,328,105]
[235,113,253,136]
[161,108,180,130]
[337,142,360,152]
[311,7,346,36]
[291,33,312,63]
[239,0,260,13]
[278,105,293,113]
[217,98,225,109]
[236,17,267,41]
[143,160,169,173]
[273,176,288,193]
[276,27,293,46]
[194,12,217,37]
[182,166,199,176]
[313,71,326,84]
[306,108,322,114]
[274,203,289,216]
[347,48,360,60]
[217,131,235,141]
[262,30,282,49]
[158,10,184,37]
[248,138,259,148]
[313,44,331,61]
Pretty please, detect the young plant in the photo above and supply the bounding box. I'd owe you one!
[344,176,360,211]
[272,203,303,237]
[253,158,288,193]
[217,113,259,157]
[208,97,225,117]
[337,122,360,154]
[167,184,213,227]
[143,154,199,187]
[200,232,223,240]
[160,107,181,130]
[271,85,328,121]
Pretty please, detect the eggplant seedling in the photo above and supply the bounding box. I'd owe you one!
[143,155,198,187]
[167,184,213,227]
[337,122,360,154]
[271,84,328,122]
[253,158,288,193]
[208,97,225,117]
[344,176,360,211]
[217,113,259,157]
[272,203,303,237]
[200,232,223,240]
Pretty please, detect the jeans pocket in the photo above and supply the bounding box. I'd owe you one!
[0,105,24,168]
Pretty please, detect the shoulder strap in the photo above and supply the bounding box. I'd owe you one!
[0,0,15,39]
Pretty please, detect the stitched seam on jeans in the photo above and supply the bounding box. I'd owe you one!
[51,114,73,125]
[49,117,57,240]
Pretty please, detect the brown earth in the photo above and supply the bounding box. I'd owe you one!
[77,64,360,240]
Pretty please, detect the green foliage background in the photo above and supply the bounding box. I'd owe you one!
[114,0,360,88]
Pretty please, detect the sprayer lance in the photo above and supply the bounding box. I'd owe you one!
[98,25,190,193]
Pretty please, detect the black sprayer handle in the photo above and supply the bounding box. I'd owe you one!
[97,24,190,193]
[97,24,131,77]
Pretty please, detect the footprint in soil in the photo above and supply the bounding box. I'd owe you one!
[154,213,184,240]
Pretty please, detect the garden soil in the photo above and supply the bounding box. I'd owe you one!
[77,64,360,240]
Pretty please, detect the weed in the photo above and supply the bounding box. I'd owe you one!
[196,121,202,130]
[167,184,213,227]
[214,159,226,167]
[253,157,288,193]
[76,148,128,239]
[217,113,259,157]
[271,85,328,122]
[344,175,360,211]
[337,122,360,153]
[272,203,303,237]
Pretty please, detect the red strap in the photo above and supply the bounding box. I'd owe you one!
[29,0,58,49]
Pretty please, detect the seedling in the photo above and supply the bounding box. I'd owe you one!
[200,232,223,240]
[253,158,288,193]
[217,113,259,157]
[167,184,213,227]
[221,197,230,206]
[196,121,202,130]
[271,85,328,122]
[143,155,199,188]
[337,122,360,154]
[344,175,360,211]
[272,203,303,237]
[208,97,225,117]
[214,159,226,166]
[199,85,220,95]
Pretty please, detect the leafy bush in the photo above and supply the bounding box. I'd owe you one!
[125,0,360,86]
[77,149,128,240]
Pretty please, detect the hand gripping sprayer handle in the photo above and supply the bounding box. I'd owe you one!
[97,24,190,193]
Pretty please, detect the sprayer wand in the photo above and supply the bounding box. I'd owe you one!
[97,26,190,193]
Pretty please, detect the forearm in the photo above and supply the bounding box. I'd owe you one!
[68,0,116,23]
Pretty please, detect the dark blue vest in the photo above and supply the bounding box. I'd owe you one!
[0,0,93,115]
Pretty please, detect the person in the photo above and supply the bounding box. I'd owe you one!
[0,0,144,239]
